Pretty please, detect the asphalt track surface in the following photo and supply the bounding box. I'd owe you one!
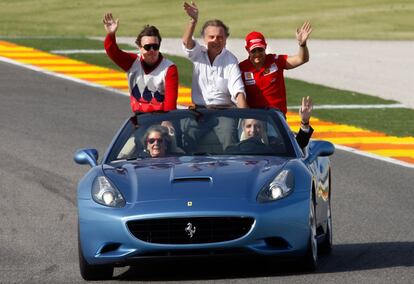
[0,61,413,283]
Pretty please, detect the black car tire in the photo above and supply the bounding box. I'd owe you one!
[78,233,113,280]
[319,200,333,254]
[301,198,318,271]
[319,174,333,255]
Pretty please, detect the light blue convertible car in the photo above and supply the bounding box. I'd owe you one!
[74,108,334,280]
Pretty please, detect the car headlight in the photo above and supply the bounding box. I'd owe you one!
[257,170,294,202]
[92,176,125,208]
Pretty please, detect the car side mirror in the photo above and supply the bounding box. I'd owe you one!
[305,141,335,164]
[74,148,99,167]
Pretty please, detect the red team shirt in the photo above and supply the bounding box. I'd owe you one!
[104,34,178,113]
[239,53,288,115]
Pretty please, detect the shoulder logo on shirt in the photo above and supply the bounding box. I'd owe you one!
[244,72,254,80]
[244,71,256,85]
[263,63,278,76]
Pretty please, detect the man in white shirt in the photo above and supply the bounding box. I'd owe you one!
[181,1,247,152]
[182,1,247,108]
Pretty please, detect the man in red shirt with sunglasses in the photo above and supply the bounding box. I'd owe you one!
[103,13,178,113]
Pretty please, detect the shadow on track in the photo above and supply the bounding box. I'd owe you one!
[113,242,414,281]
[319,241,414,273]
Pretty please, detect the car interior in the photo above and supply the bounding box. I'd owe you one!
[112,113,290,161]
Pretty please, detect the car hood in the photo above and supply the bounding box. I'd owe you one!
[103,156,289,204]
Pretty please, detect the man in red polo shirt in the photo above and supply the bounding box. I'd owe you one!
[239,22,312,115]
[239,23,314,148]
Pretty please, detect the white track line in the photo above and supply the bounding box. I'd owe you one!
[334,145,414,169]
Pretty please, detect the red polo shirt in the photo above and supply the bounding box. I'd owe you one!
[239,54,288,114]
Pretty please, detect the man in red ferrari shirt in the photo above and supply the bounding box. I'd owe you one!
[103,13,178,113]
[239,22,312,115]
[239,23,314,148]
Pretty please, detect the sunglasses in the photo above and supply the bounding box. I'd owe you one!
[147,137,163,144]
[250,47,265,54]
[142,43,160,51]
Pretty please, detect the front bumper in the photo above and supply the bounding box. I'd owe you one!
[78,192,310,266]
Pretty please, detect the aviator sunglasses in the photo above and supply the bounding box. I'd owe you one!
[142,43,160,51]
[147,137,163,144]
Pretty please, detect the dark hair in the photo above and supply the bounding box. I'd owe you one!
[201,19,230,38]
[135,25,162,47]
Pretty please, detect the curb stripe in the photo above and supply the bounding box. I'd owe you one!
[341,143,414,150]
[313,131,387,138]
[0,40,413,168]
[311,137,414,144]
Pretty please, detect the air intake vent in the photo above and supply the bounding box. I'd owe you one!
[172,177,212,183]
[127,217,254,244]
[99,243,121,254]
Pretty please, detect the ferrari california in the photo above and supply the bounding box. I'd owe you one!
[74,107,334,280]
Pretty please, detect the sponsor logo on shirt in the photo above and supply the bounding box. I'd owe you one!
[263,63,278,76]
[244,71,256,85]
[244,72,254,80]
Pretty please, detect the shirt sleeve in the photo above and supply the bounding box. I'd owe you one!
[163,64,179,111]
[296,126,314,149]
[227,62,246,103]
[276,54,288,70]
[182,39,203,61]
[104,33,137,72]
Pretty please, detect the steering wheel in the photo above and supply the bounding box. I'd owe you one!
[237,137,265,151]
[226,137,273,154]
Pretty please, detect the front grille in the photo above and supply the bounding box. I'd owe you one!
[132,248,252,258]
[127,217,254,244]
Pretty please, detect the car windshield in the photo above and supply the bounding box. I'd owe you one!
[105,109,296,163]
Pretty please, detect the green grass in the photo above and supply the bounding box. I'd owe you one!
[0,0,413,40]
[3,38,414,137]
[164,55,193,88]
[285,78,396,106]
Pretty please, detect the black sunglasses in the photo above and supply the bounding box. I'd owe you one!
[142,44,160,51]
[147,138,163,144]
